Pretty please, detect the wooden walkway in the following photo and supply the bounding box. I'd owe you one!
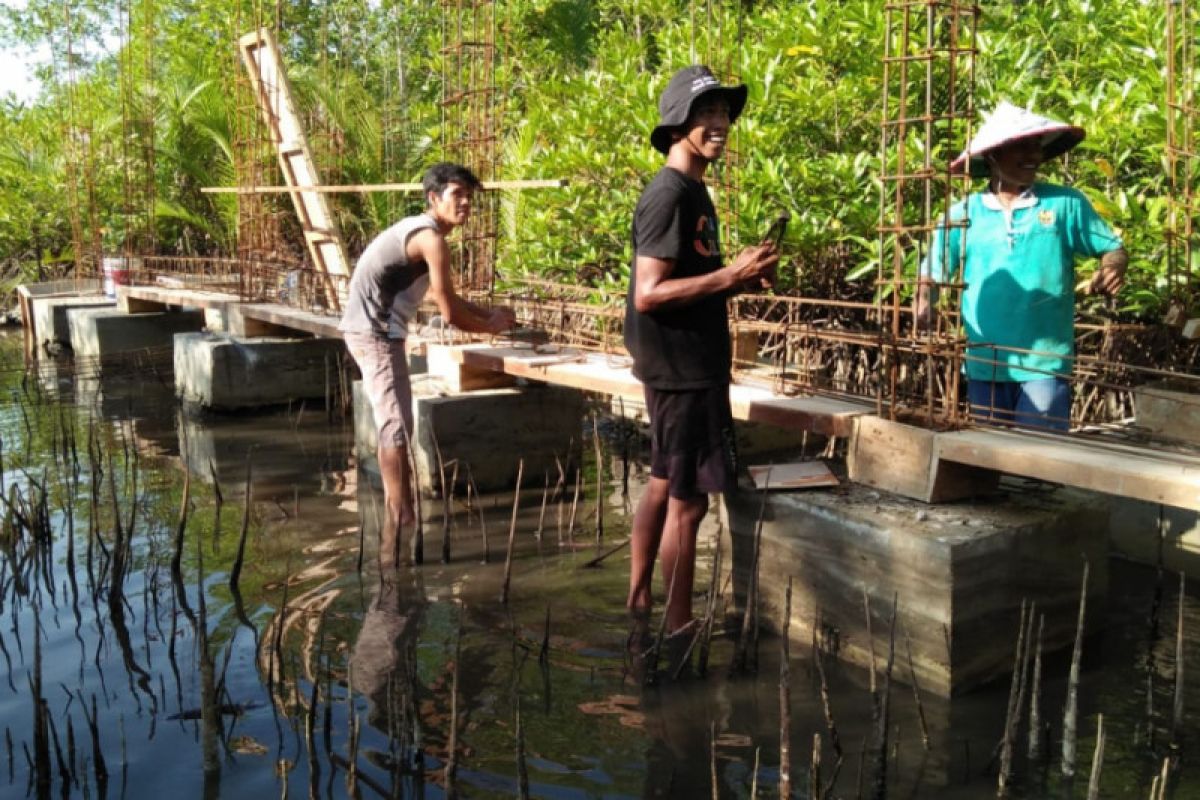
[98,284,1200,512]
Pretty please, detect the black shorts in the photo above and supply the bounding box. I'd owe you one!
[644,384,737,499]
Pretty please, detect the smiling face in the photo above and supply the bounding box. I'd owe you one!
[675,94,731,163]
[987,136,1044,188]
[427,181,474,230]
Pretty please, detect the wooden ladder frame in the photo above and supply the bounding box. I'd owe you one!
[238,28,349,311]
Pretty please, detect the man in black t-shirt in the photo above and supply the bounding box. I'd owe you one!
[625,65,779,636]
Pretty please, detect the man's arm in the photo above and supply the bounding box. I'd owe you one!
[415,229,515,334]
[633,244,778,314]
[1087,247,1128,296]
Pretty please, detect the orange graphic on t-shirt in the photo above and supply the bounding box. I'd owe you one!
[694,215,717,257]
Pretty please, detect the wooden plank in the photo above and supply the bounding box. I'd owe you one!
[426,345,518,392]
[238,302,341,339]
[936,427,1200,511]
[155,274,240,290]
[427,343,871,434]
[730,387,868,438]
[119,285,239,311]
[748,461,839,490]
[848,416,999,502]
[238,29,348,310]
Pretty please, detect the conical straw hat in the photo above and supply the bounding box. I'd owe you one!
[950,101,1085,178]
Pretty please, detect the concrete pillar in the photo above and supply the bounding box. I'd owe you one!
[68,307,204,371]
[174,332,348,410]
[29,296,114,353]
[353,378,584,498]
[724,479,1107,698]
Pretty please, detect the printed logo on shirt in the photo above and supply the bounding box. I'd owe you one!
[1038,210,1056,227]
[694,215,718,257]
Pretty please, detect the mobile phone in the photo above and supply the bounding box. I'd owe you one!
[761,211,790,248]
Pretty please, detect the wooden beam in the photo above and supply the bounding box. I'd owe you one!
[200,179,569,194]
[936,427,1200,511]
[424,342,872,436]
[847,416,997,502]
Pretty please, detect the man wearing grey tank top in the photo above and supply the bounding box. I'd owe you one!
[341,163,516,566]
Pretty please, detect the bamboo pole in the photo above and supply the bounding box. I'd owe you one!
[201,178,569,194]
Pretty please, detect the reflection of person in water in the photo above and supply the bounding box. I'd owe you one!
[640,681,731,797]
[350,573,424,739]
[918,101,1127,431]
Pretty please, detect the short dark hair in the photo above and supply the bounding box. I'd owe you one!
[422,162,483,200]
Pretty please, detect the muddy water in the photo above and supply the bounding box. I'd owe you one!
[0,330,1197,798]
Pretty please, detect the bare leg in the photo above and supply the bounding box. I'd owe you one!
[660,494,708,633]
[627,477,669,612]
[377,443,415,566]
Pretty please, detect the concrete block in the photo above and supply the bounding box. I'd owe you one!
[848,415,998,502]
[1135,380,1200,446]
[352,374,441,459]
[68,307,204,368]
[413,386,582,497]
[724,481,1107,697]
[174,332,348,410]
[354,378,583,498]
[30,296,113,353]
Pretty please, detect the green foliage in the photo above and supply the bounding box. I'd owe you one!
[0,0,1187,317]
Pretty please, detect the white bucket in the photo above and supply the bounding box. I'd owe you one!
[102,256,137,298]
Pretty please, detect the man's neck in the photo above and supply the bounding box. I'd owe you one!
[666,144,710,181]
[427,210,455,235]
[989,178,1032,206]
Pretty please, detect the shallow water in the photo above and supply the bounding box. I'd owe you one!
[0,330,1197,798]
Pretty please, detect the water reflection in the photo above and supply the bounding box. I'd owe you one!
[1,329,1199,798]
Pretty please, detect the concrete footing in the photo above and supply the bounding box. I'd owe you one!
[174,332,347,410]
[724,479,1107,697]
[68,307,204,368]
[354,378,584,499]
[30,296,114,353]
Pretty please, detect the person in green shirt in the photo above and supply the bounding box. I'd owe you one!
[918,101,1128,431]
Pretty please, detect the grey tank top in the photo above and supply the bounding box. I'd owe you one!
[338,213,439,339]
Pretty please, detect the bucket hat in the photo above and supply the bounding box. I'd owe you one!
[650,65,748,155]
[950,101,1085,178]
